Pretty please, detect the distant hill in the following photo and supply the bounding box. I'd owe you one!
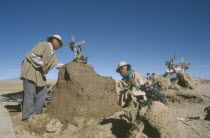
[0,77,57,81]
[0,77,21,81]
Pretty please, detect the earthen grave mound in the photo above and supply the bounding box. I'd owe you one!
[46,62,121,125]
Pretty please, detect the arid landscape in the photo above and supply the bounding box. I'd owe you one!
[1,62,210,138]
[1,0,210,137]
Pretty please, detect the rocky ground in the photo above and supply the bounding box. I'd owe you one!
[1,62,210,138]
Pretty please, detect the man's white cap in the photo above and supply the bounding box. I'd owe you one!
[116,61,131,73]
[47,34,63,46]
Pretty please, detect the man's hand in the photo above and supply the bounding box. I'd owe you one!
[55,63,64,69]
[41,65,48,74]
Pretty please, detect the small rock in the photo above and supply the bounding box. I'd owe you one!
[73,117,85,127]
[46,118,63,135]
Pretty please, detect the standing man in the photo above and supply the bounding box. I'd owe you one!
[20,34,64,121]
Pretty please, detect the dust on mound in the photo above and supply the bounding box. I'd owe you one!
[46,62,121,125]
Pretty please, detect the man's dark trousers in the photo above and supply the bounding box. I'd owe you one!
[22,79,47,120]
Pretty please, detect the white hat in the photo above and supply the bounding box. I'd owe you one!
[47,34,63,46]
[116,61,131,73]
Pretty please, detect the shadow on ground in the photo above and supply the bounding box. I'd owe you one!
[1,91,23,112]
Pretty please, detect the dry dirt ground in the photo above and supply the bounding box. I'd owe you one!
[0,63,210,138]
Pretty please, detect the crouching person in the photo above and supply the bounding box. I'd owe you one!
[116,61,146,108]
[20,35,64,121]
[116,61,146,137]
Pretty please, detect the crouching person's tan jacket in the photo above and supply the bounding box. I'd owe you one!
[116,72,146,107]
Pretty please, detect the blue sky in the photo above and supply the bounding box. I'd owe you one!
[0,0,210,80]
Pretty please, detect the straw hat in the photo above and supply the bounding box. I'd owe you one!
[47,34,63,46]
[116,61,131,73]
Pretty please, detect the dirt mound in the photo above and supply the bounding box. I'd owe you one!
[141,101,186,138]
[152,74,181,91]
[177,71,200,89]
[46,62,121,126]
[153,74,171,90]
[163,82,210,104]
[153,72,201,91]
[150,72,209,104]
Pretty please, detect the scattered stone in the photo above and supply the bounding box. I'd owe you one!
[28,114,50,135]
[72,117,85,128]
[141,101,186,138]
[46,118,63,135]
